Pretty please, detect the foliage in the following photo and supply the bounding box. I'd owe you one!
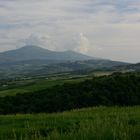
[0,73,140,114]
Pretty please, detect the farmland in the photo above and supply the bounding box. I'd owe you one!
[0,74,91,97]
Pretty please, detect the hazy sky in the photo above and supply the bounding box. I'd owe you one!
[0,0,140,63]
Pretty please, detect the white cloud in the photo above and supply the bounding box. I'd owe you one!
[74,33,90,54]
[0,0,140,62]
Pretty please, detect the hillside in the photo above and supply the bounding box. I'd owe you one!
[123,63,140,71]
[114,63,140,72]
[0,73,139,114]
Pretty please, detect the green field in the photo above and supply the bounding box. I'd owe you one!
[0,76,90,97]
[0,106,139,140]
[0,70,113,97]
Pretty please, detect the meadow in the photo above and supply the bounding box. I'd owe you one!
[0,75,90,97]
[0,106,139,140]
[0,71,111,97]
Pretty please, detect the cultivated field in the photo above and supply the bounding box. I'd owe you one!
[0,76,90,97]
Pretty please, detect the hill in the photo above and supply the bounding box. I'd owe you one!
[0,73,139,114]
[130,63,140,71]
[114,63,140,72]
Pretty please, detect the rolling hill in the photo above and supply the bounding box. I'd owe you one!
[128,63,140,71]
[113,63,140,72]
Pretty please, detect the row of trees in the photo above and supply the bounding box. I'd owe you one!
[0,73,140,114]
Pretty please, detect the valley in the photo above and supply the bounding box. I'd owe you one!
[0,46,139,140]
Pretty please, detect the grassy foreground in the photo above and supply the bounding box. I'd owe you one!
[0,106,140,140]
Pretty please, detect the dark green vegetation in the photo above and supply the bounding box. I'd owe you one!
[0,106,139,140]
[0,73,140,114]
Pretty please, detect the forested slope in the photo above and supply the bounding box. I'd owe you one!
[0,73,140,114]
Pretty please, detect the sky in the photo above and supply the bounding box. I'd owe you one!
[0,0,140,63]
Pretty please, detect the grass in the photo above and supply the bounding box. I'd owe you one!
[0,106,139,140]
[0,71,113,97]
[0,76,90,97]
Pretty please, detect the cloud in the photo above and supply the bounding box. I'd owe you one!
[23,34,49,46]
[20,34,59,51]
[74,33,90,54]
[0,0,140,62]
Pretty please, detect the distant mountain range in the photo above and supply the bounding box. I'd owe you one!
[114,63,140,71]
[128,63,140,71]
[0,45,138,79]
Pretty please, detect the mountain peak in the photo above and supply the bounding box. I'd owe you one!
[17,45,53,53]
[19,45,45,50]
[22,45,42,48]
[0,45,94,63]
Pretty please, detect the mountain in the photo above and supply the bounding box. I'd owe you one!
[0,45,93,64]
[0,45,131,79]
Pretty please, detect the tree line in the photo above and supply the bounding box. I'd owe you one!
[0,73,140,114]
